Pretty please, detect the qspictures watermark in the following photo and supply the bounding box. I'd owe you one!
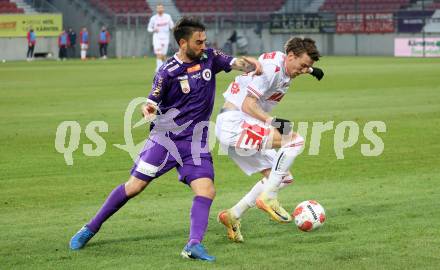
[55,97,386,165]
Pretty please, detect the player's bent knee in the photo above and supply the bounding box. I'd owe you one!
[201,189,216,200]
[197,185,216,199]
[190,178,216,199]
[125,176,149,197]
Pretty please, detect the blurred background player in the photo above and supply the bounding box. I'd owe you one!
[58,29,70,61]
[69,17,261,261]
[79,27,89,61]
[216,37,324,242]
[67,27,77,59]
[98,26,111,59]
[148,4,174,71]
[26,28,36,61]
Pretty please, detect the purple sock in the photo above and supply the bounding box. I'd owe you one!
[188,196,213,246]
[87,184,129,233]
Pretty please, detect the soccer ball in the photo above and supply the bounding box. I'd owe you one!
[292,200,326,232]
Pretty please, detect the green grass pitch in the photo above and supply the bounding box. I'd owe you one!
[1,56,439,269]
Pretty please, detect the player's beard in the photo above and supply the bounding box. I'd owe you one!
[186,47,203,61]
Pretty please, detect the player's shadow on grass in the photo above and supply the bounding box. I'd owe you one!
[87,231,179,248]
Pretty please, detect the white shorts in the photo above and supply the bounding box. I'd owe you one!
[153,37,169,55]
[215,110,277,176]
[80,43,88,50]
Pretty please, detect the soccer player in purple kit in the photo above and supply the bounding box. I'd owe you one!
[69,17,261,262]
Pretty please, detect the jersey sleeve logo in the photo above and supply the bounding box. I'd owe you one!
[152,76,164,97]
[213,49,227,57]
[230,82,240,94]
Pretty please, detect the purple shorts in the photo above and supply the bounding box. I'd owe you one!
[130,139,214,185]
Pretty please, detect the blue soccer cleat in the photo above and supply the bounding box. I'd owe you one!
[69,225,95,250]
[181,243,216,262]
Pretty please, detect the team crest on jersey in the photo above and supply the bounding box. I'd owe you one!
[202,69,212,81]
[178,75,191,94]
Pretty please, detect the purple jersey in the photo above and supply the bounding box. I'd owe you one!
[147,47,235,142]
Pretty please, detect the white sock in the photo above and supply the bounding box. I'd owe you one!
[264,135,304,199]
[278,174,294,189]
[231,178,266,219]
[231,175,294,219]
[156,58,163,71]
[81,50,86,59]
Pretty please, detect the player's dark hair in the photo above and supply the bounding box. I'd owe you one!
[173,17,205,45]
[284,37,320,61]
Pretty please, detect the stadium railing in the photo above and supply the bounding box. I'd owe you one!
[24,0,59,13]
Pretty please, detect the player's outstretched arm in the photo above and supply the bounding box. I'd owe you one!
[231,57,262,75]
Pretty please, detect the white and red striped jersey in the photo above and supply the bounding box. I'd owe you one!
[223,51,292,113]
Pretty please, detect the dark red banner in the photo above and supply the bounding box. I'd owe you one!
[336,13,394,33]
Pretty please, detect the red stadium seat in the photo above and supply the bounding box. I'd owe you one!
[0,0,22,14]
[87,0,152,15]
[174,0,286,17]
[431,2,440,9]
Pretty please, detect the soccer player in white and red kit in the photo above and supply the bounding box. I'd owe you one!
[148,4,174,71]
[216,37,324,242]
[79,27,89,60]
